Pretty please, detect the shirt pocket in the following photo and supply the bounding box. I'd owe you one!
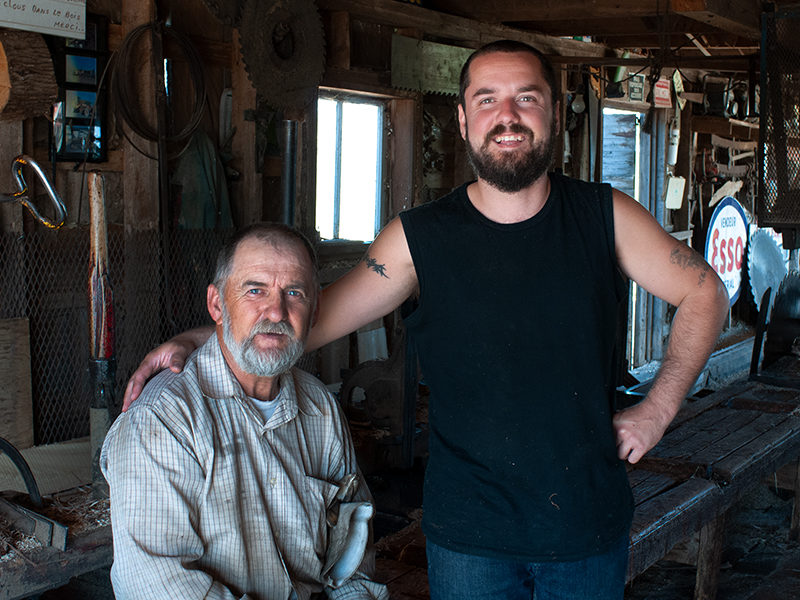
[302,475,340,555]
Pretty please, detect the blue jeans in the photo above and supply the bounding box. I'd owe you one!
[426,533,629,600]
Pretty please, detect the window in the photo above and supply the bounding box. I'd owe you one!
[316,94,384,242]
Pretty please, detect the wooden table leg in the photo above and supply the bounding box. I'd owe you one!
[790,456,800,541]
[694,512,726,600]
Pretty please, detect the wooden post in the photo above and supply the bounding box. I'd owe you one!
[229,31,262,226]
[695,512,726,600]
[789,456,800,541]
[121,0,162,385]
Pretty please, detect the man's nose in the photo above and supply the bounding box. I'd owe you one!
[263,293,288,322]
[496,98,520,123]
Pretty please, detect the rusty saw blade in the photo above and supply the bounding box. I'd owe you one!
[391,35,474,96]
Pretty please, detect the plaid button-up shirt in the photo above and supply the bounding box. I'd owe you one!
[101,335,388,600]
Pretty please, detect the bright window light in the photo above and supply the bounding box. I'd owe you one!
[316,96,383,241]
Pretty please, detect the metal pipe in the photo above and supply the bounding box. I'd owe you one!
[282,120,298,227]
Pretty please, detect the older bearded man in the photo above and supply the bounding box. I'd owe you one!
[101,223,388,600]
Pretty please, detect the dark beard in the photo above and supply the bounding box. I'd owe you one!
[465,121,557,193]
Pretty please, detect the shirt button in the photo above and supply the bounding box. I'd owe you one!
[270,477,277,487]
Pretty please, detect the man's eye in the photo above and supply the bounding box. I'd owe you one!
[286,290,302,298]
[479,98,494,105]
[246,288,262,295]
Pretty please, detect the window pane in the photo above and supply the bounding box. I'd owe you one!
[316,98,338,240]
[339,102,380,241]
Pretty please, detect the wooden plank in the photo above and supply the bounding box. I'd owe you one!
[0,318,33,450]
[635,456,712,480]
[389,97,421,215]
[691,412,788,467]
[629,470,683,506]
[725,396,798,413]
[0,120,22,233]
[712,416,800,485]
[228,29,262,225]
[627,477,723,582]
[650,407,744,456]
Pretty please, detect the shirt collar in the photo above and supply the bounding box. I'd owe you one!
[195,335,323,424]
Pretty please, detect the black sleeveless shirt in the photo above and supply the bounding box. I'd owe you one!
[400,172,633,562]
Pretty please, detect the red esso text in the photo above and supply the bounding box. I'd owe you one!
[709,229,744,275]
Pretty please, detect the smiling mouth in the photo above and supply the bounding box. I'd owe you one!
[494,134,525,143]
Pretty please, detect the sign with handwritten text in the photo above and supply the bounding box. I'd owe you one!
[0,0,85,39]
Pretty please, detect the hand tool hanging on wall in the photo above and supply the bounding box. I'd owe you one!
[0,155,66,228]
[87,172,117,499]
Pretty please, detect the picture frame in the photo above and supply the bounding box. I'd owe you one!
[48,13,108,163]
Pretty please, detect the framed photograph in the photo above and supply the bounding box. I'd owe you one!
[55,87,106,162]
[49,13,108,163]
[65,55,97,86]
[65,89,96,118]
[65,21,98,51]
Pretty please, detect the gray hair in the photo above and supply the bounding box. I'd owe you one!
[213,222,319,297]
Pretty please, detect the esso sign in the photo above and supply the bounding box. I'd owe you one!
[705,196,748,306]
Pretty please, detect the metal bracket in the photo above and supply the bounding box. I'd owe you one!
[0,498,68,551]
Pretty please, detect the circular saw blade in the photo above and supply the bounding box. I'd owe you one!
[763,271,800,369]
[200,0,245,27]
[238,0,326,110]
[748,229,788,311]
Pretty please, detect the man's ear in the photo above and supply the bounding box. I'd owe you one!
[457,103,467,141]
[207,284,223,323]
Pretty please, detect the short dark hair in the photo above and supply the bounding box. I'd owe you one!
[459,40,559,110]
[213,222,318,294]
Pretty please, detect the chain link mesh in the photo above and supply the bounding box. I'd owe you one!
[1,227,231,445]
[759,11,800,229]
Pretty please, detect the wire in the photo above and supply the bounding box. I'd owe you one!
[109,21,206,157]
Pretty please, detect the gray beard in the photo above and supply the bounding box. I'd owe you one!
[222,307,307,378]
[465,120,557,194]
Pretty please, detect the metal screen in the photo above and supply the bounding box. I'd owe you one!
[759,11,800,245]
[0,227,230,445]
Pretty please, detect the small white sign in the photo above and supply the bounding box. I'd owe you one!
[705,196,748,306]
[0,0,86,39]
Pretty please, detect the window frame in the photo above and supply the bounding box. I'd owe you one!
[316,89,388,243]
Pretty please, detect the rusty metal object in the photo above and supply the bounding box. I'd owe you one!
[0,155,66,228]
[200,0,246,26]
[391,35,473,96]
[339,323,417,470]
[763,271,800,371]
[238,0,325,109]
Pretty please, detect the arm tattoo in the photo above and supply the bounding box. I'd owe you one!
[669,247,709,287]
[362,252,389,278]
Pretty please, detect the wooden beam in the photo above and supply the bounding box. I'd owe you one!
[315,0,621,58]
[426,0,760,40]
[511,15,721,39]
[673,0,761,40]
